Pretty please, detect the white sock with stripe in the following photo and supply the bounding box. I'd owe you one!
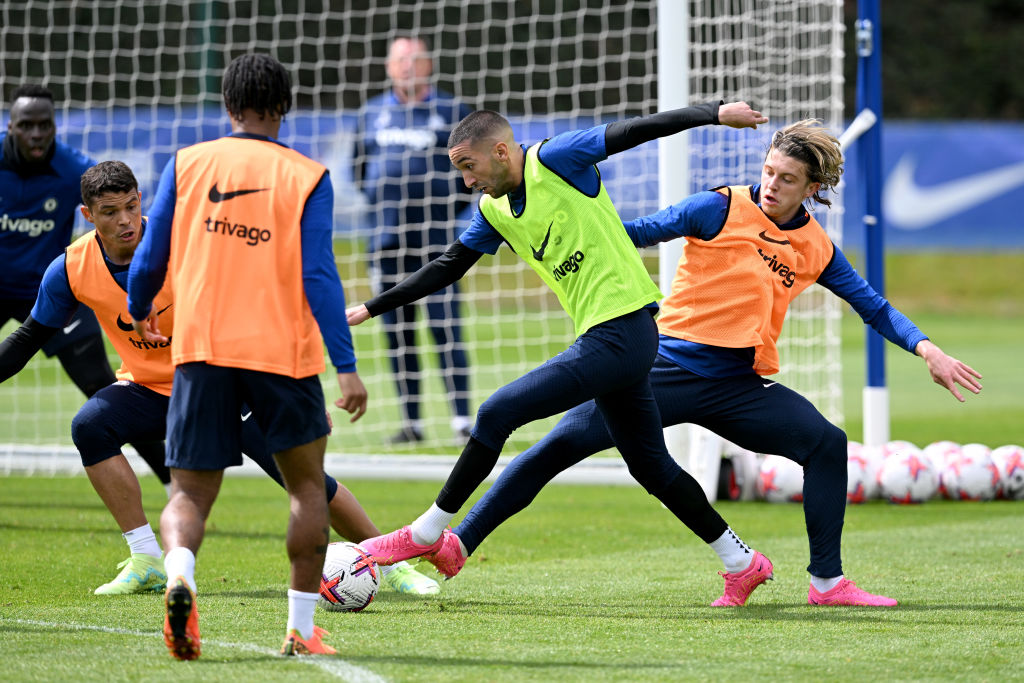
[708,527,753,573]
[123,523,162,558]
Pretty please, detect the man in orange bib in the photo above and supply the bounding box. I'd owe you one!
[127,55,368,658]
[0,160,437,600]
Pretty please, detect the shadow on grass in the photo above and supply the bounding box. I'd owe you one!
[437,597,1024,623]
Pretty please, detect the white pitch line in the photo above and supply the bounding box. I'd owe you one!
[3,617,387,683]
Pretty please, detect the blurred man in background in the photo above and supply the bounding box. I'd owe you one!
[355,36,473,445]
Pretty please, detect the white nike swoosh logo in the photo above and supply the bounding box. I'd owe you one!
[240,411,252,422]
[762,382,777,388]
[884,155,1024,229]
[62,319,81,335]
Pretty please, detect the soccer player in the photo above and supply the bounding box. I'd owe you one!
[127,54,367,658]
[0,160,438,598]
[0,84,170,487]
[430,119,983,607]
[346,101,768,576]
[356,36,474,444]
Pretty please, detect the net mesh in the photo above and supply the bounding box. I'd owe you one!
[0,0,843,473]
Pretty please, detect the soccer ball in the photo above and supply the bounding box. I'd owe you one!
[991,444,1024,500]
[318,542,380,612]
[878,448,938,504]
[847,442,883,503]
[940,445,999,501]
[922,440,962,473]
[757,454,804,503]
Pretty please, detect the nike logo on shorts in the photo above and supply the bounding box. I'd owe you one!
[62,319,81,335]
[208,183,268,203]
[763,382,777,388]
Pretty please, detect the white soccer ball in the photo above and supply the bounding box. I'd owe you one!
[991,445,1024,500]
[847,442,884,502]
[940,446,1000,501]
[318,542,380,612]
[922,440,962,474]
[884,439,919,457]
[878,448,938,504]
[756,454,804,503]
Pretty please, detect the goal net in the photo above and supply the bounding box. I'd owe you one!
[0,0,843,474]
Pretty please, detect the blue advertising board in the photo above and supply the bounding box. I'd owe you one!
[57,109,1023,250]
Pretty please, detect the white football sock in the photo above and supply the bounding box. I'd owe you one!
[708,527,753,573]
[163,546,196,593]
[810,575,843,593]
[286,589,320,640]
[409,503,452,545]
[123,523,162,558]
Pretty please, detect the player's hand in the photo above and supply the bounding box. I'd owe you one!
[335,371,368,422]
[131,311,168,343]
[718,101,769,129]
[346,304,370,326]
[325,409,334,433]
[916,339,982,402]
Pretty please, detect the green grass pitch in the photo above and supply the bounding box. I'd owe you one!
[1,475,1023,681]
[1,251,1021,680]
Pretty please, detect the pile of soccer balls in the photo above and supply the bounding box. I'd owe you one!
[755,441,1024,504]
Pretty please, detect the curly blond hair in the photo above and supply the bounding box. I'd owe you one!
[769,119,844,207]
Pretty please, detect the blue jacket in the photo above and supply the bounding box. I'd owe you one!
[0,134,95,299]
[355,89,472,252]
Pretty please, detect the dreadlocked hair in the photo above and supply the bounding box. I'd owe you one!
[769,119,844,207]
[222,54,292,120]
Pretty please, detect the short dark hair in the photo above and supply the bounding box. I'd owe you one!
[80,161,139,208]
[448,110,512,149]
[222,54,292,119]
[10,84,54,106]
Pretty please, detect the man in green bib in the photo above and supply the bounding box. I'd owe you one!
[347,101,767,573]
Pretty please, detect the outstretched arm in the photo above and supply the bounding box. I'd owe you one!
[346,239,484,325]
[914,339,982,402]
[0,316,58,383]
[604,101,767,156]
[818,246,982,402]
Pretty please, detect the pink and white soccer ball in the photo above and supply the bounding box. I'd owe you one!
[878,448,938,504]
[940,444,999,501]
[883,440,919,457]
[757,454,804,503]
[990,445,1024,500]
[923,440,962,473]
[847,442,883,503]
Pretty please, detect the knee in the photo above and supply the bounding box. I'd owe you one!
[71,411,119,467]
[810,422,847,466]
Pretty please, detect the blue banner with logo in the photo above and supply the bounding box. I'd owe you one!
[842,121,1024,250]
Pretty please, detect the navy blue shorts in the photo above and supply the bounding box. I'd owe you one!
[68,377,339,499]
[166,362,330,471]
[71,380,169,466]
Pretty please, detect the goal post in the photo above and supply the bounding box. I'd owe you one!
[1,1,843,483]
[658,0,847,500]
